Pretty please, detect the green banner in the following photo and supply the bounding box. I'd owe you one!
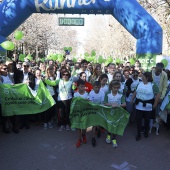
[0,81,55,116]
[70,97,130,136]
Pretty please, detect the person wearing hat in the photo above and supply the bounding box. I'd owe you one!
[13,61,35,129]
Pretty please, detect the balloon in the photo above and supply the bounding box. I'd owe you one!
[105,61,110,66]
[0,41,15,50]
[64,47,68,51]
[14,31,23,40]
[115,58,121,64]
[73,58,77,63]
[52,54,58,61]
[161,59,168,68]
[129,58,135,65]
[68,47,72,52]
[57,55,64,63]
[98,55,103,64]
[84,52,89,57]
[26,54,33,61]
[107,56,113,63]
[19,54,26,61]
[91,50,96,56]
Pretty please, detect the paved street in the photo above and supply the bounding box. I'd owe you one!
[0,123,170,170]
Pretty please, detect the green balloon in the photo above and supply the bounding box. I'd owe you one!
[68,47,72,52]
[19,54,26,61]
[98,55,103,64]
[116,58,121,64]
[64,47,68,51]
[52,54,58,61]
[107,57,113,63]
[73,58,77,63]
[14,31,23,40]
[161,59,168,68]
[26,54,33,61]
[1,41,15,50]
[129,58,135,65]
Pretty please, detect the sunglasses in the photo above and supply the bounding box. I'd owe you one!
[24,65,29,68]
[62,74,69,76]
[133,74,138,76]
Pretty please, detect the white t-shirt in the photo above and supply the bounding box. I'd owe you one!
[154,74,161,87]
[100,84,109,94]
[35,78,41,91]
[74,91,89,99]
[23,72,28,83]
[58,79,73,101]
[89,90,104,104]
[46,77,55,96]
[107,73,113,83]
[106,92,123,106]
[135,82,154,111]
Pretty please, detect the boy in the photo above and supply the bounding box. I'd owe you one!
[74,79,89,148]
[89,81,104,147]
[104,80,126,148]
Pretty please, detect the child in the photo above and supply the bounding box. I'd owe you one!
[74,79,89,148]
[89,81,104,147]
[104,80,126,148]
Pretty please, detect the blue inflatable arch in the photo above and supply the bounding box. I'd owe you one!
[0,0,162,54]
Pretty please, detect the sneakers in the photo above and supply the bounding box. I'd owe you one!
[91,138,96,147]
[82,134,87,143]
[106,135,111,144]
[76,139,82,148]
[48,122,53,129]
[66,124,70,131]
[58,125,65,131]
[43,123,48,130]
[112,139,118,148]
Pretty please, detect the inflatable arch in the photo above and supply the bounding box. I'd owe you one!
[0,0,162,54]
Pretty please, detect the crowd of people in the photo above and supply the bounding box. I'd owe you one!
[0,54,170,148]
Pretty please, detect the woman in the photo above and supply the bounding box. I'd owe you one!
[57,70,73,131]
[44,69,73,131]
[131,72,160,141]
[113,71,125,95]
[89,65,102,85]
[74,72,93,93]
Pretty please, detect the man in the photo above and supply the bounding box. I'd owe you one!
[13,61,35,129]
[152,62,167,101]
[150,62,167,131]
[107,63,116,83]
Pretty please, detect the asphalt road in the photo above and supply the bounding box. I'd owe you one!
[0,123,170,170]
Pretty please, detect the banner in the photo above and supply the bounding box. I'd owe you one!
[0,81,55,116]
[70,97,129,136]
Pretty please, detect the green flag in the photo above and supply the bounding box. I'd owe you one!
[70,97,130,136]
[0,81,55,116]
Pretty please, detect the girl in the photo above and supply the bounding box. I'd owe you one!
[104,80,126,148]
[42,66,57,130]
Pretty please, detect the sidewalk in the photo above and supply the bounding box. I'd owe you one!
[0,123,170,170]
